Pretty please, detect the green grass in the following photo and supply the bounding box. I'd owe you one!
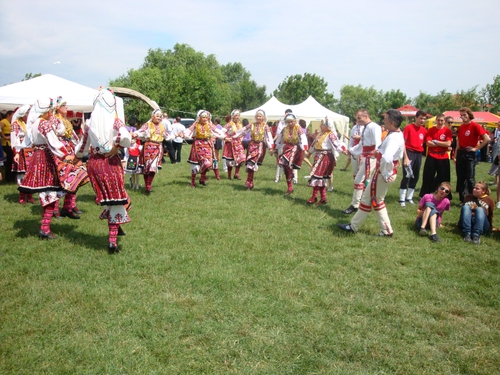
[1,150,499,374]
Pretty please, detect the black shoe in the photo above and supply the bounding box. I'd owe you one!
[199,180,207,186]
[60,208,80,219]
[145,190,151,195]
[472,235,480,244]
[338,223,355,233]
[430,234,441,242]
[463,234,472,242]
[375,231,393,237]
[108,243,119,254]
[117,226,126,236]
[52,212,63,219]
[342,205,357,215]
[72,207,83,215]
[39,230,58,240]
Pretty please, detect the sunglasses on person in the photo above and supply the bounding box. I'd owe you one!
[447,121,453,124]
[439,186,450,194]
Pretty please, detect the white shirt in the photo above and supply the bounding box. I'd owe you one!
[171,122,186,143]
[349,121,381,156]
[378,130,404,181]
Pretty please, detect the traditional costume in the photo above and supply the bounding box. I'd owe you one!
[339,111,405,237]
[52,96,89,218]
[306,122,347,204]
[10,105,35,204]
[222,109,245,180]
[234,109,274,190]
[18,98,69,239]
[185,110,226,187]
[275,114,308,195]
[75,89,132,253]
[342,120,381,214]
[134,109,173,194]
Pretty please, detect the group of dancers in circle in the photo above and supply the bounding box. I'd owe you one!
[10,90,346,253]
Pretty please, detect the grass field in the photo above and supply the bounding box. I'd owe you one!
[1,149,499,374]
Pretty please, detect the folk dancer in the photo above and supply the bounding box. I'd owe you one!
[342,109,382,214]
[306,119,347,204]
[275,113,308,195]
[52,96,89,219]
[233,109,274,190]
[10,105,35,204]
[338,109,405,237]
[223,109,245,180]
[75,89,132,253]
[132,109,173,195]
[18,98,73,239]
[184,110,226,187]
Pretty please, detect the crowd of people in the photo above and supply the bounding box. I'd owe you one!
[1,97,499,250]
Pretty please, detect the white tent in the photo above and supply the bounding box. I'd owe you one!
[241,95,350,142]
[293,96,349,140]
[0,74,124,120]
[240,96,292,121]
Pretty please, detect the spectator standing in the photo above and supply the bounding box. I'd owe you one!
[171,116,186,163]
[399,110,427,206]
[419,114,453,199]
[0,110,14,182]
[162,113,175,163]
[454,107,490,202]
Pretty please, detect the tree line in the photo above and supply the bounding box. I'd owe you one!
[24,43,500,123]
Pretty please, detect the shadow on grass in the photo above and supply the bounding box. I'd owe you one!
[12,218,108,251]
[3,192,21,203]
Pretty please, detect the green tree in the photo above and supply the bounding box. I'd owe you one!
[221,62,268,112]
[23,73,41,81]
[273,73,336,108]
[110,43,268,122]
[382,89,409,111]
[480,75,500,113]
[337,84,384,121]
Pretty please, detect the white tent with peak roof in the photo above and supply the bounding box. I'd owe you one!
[0,74,124,120]
[241,95,350,142]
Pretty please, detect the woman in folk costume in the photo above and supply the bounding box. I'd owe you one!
[75,89,132,254]
[132,109,172,195]
[233,109,274,190]
[11,105,35,204]
[275,113,308,195]
[222,109,246,180]
[19,98,73,239]
[184,110,226,187]
[52,96,89,218]
[306,119,347,204]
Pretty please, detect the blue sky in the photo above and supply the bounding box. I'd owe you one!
[1,0,499,101]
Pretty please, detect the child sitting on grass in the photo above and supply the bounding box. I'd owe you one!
[415,182,452,242]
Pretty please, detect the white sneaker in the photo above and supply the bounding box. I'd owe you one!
[496,202,500,209]
[399,200,406,207]
[293,180,298,184]
[274,178,280,183]
[406,199,415,205]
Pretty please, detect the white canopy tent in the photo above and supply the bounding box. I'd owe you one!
[241,95,350,143]
[0,74,124,120]
[240,96,292,121]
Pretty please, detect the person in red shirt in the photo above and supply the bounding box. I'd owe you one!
[454,107,490,202]
[399,110,427,206]
[419,114,453,199]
